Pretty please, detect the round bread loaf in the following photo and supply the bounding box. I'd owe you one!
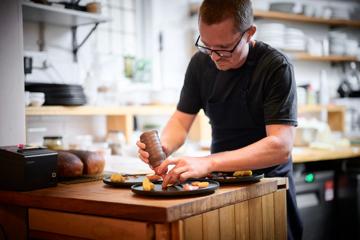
[68,150,105,175]
[57,151,84,177]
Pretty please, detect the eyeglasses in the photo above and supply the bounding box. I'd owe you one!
[195,30,248,58]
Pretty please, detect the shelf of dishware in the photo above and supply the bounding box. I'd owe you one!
[253,10,360,28]
[26,105,176,143]
[26,104,346,143]
[22,1,109,27]
[189,4,360,28]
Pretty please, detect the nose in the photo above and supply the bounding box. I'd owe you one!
[210,51,221,62]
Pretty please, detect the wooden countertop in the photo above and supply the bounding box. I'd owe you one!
[292,146,360,163]
[0,178,285,223]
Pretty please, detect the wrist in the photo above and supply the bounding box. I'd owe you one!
[206,155,218,173]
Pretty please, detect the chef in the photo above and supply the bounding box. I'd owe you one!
[137,0,302,239]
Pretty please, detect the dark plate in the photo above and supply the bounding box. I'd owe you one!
[204,172,264,184]
[103,175,159,188]
[44,97,87,106]
[131,180,219,197]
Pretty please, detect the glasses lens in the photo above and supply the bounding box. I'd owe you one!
[216,51,232,58]
[197,46,211,55]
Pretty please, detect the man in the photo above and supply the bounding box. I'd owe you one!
[137,0,303,239]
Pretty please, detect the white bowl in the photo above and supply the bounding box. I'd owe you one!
[29,92,45,107]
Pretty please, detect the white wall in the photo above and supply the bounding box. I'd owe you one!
[0,0,25,146]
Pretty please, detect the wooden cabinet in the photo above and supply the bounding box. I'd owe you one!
[0,178,288,240]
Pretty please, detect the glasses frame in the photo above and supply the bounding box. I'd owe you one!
[195,29,248,58]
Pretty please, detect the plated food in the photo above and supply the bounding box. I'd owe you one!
[131,180,219,197]
[201,171,263,184]
[142,177,155,191]
[103,174,162,188]
[233,170,252,177]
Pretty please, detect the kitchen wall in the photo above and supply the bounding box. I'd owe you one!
[24,0,360,145]
[0,0,25,145]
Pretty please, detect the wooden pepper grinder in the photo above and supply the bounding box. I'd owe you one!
[140,130,166,168]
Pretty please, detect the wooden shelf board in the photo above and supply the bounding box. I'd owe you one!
[298,105,345,113]
[22,1,109,26]
[293,147,360,163]
[254,10,360,28]
[25,105,176,116]
[26,104,345,116]
[291,53,358,62]
[189,5,360,28]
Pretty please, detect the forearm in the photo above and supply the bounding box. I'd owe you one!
[160,114,189,155]
[209,135,292,172]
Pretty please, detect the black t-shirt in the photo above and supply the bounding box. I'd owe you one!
[177,41,297,127]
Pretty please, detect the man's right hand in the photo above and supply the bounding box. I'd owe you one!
[136,140,169,175]
[136,140,150,164]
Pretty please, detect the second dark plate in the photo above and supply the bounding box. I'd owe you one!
[131,180,220,197]
[103,175,157,188]
[202,172,264,184]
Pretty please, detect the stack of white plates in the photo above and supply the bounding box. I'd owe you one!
[256,24,306,51]
[329,31,347,55]
[256,23,286,49]
[332,8,350,20]
[285,28,306,51]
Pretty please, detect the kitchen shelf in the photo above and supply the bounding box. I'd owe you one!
[26,105,177,143]
[254,10,360,28]
[290,53,358,62]
[26,104,346,142]
[22,1,110,61]
[298,104,345,113]
[189,4,360,28]
[298,105,346,132]
[22,1,109,27]
[25,105,176,116]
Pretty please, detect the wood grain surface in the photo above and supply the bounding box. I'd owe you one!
[0,178,280,223]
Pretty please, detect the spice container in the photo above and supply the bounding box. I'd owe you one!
[140,130,166,168]
[106,131,126,155]
[43,136,63,150]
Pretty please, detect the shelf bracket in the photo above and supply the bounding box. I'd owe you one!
[71,23,99,62]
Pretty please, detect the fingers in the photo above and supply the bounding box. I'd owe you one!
[137,140,149,163]
[161,166,188,188]
[162,173,178,189]
[157,158,179,175]
[137,150,149,164]
[136,141,146,149]
[179,172,193,182]
[154,166,168,176]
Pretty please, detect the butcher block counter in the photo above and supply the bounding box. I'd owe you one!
[0,177,287,240]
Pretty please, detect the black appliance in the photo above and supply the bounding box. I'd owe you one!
[336,159,360,239]
[294,169,336,240]
[0,145,58,191]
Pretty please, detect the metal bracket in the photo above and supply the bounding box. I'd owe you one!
[71,22,99,62]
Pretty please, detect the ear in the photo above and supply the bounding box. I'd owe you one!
[246,25,257,42]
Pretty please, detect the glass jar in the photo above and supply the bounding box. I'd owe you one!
[106,131,126,155]
[43,136,63,150]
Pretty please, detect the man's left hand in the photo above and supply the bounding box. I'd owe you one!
[156,156,214,189]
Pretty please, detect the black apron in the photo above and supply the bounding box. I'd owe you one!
[204,57,303,240]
